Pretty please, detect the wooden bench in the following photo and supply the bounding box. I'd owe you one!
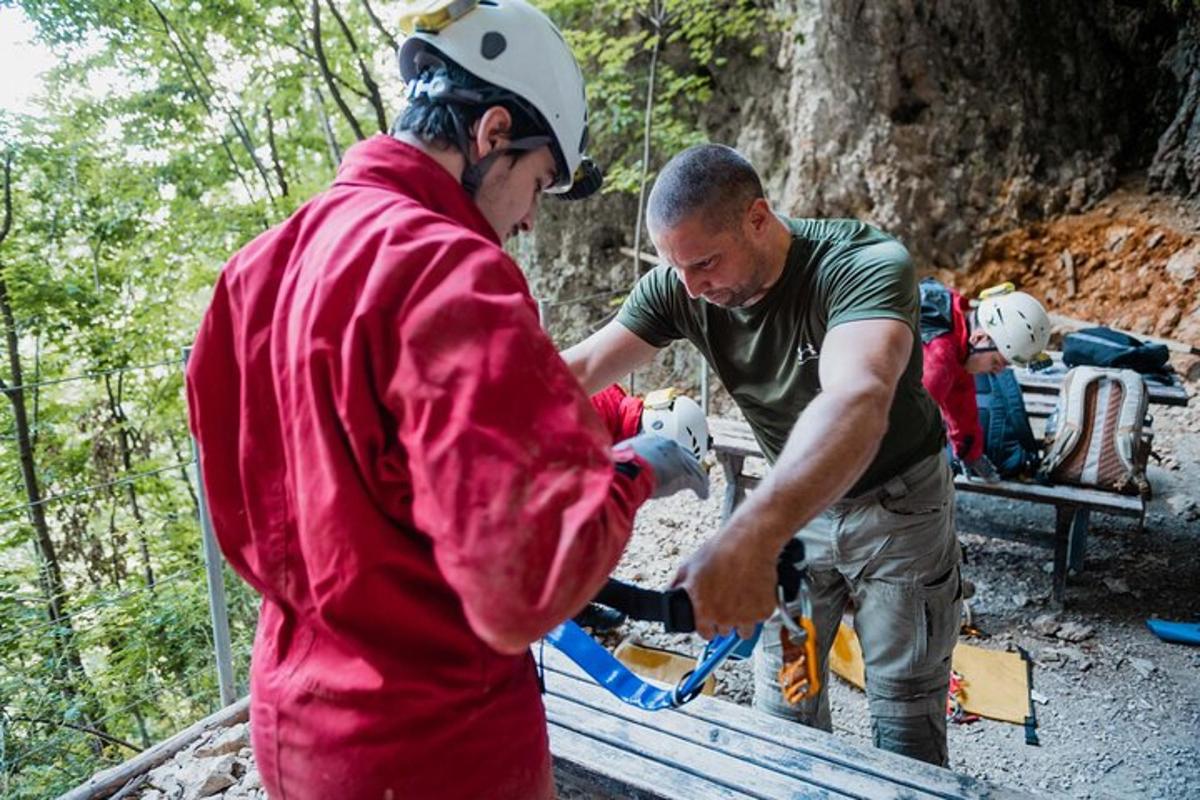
[1013,353,1191,407]
[708,418,1144,608]
[544,646,1030,799]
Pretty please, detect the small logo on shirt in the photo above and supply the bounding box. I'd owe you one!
[797,343,819,365]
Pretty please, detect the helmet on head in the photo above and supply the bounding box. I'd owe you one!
[976,283,1051,366]
[641,388,710,461]
[398,0,602,199]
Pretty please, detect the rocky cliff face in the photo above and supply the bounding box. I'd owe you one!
[722,0,1188,269]
[522,0,1197,386]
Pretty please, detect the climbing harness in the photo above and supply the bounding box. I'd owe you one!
[544,539,818,710]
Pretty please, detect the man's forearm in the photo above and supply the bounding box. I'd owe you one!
[727,386,890,549]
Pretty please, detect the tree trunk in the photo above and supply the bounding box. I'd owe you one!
[0,152,107,745]
[104,372,154,589]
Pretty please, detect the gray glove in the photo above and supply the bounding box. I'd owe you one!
[964,453,1001,483]
[618,433,709,500]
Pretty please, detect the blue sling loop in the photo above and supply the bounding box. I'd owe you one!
[545,620,760,710]
[543,539,805,710]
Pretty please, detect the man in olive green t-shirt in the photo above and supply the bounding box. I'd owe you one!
[563,144,961,766]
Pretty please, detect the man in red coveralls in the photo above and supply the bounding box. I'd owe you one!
[185,2,706,798]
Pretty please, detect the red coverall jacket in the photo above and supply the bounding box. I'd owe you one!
[186,135,654,800]
[921,288,985,462]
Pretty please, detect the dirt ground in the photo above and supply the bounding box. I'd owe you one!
[934,178,1200,345]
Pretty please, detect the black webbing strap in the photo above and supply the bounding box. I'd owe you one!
[593,581,695,633]
[593,539,807,635]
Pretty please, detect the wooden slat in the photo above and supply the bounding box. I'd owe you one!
[547,673,898,799]
[543,649,1031,800]
[58,697,250,800]
[551,723,755,800]
[950,476,1143,515]
[708,418,766,460]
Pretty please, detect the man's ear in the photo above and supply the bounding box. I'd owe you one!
[472,106,513,158]
[744,197,772,237]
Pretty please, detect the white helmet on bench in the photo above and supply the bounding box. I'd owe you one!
[641,389,710,461]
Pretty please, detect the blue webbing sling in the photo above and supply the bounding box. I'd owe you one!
[542,539,804,710]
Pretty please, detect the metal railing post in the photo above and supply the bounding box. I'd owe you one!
[182,346,237,707]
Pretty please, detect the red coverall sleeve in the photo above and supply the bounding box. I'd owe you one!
[385,241,654,655]
[589,384,645,443]
[922,335,984,461]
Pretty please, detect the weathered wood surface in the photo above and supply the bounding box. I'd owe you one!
[544,647,1031,799]
[57,696,250,800]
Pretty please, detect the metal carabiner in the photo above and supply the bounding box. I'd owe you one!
[775,582,810,639]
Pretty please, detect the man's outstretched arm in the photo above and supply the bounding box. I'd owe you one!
[673,317,913,638]
[562,320,661,394]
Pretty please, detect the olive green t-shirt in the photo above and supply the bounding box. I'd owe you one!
[617,216,944,497]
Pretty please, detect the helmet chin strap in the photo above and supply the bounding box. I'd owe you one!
[459,134,552,198]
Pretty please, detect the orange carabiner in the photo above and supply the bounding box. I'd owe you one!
[775,582,821,705]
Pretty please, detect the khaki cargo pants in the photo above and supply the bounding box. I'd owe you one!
[753,450,961,766]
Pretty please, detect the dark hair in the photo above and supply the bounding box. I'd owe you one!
[647,144,765,232]
[393,56,547,153]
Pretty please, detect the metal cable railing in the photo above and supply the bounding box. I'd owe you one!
[1,282,714,798]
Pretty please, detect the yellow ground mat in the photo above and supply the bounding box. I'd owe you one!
[828,622,1030,725]
[614,638,717,696]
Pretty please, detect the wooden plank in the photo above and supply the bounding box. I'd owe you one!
[709,418,763,459]
[543,649,1032,800]
[550,723,755,800]
[547,672,908,799]
[548,695,848,800]
[722,468,1142,518]
[57,697,250,800]
[951,477,1143,516]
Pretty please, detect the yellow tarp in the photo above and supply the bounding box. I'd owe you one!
[827,622,1029,725]
[614,639,716,696]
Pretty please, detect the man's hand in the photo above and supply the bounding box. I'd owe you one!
[618,433,709,499]
[964,453,1001,483]
[671,523,778,640]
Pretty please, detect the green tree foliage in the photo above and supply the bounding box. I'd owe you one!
[542,0,773,192]
[0,0,771,795]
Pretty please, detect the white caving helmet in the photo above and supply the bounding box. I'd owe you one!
[976,283,1051,366]
[398,0,602,199]
[641,388,710,461]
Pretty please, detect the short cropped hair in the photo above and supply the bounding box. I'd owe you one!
[393,57,545,151]
[647,144,765,232]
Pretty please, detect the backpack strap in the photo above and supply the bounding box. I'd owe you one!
[1041,366,1098,476]
[1112,369,1148,476]
[918,278,955,344]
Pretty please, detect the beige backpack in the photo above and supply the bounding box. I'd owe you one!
[1039,366,1152,497]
